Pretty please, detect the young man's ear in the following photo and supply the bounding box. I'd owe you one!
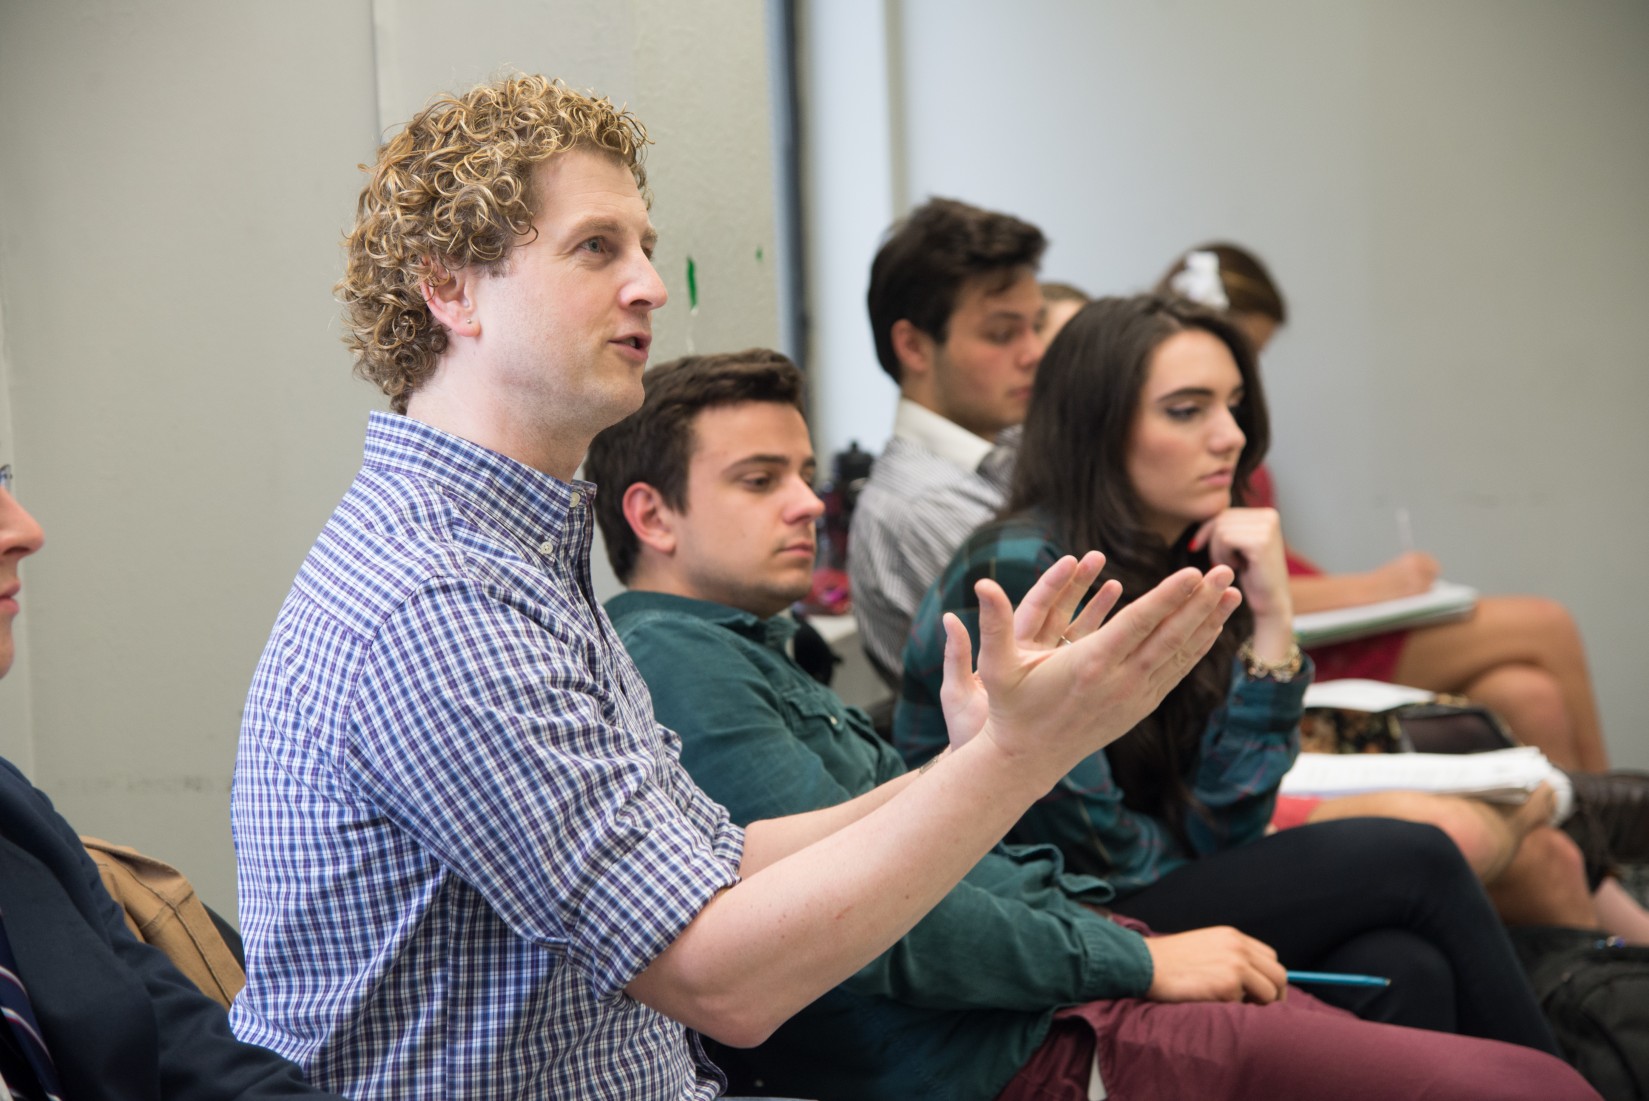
[420,261,482,338]
[621,482,678,558]
[890,318,937,385]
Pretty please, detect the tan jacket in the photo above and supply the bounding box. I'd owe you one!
[80,835,246,1010]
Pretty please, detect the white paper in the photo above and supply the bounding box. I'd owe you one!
[1280,746,1559,806]
[1302,679,1436,712]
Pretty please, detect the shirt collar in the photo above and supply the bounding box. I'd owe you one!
[606,590,799,652]
[893,398,997,470]
[360,410,593,543]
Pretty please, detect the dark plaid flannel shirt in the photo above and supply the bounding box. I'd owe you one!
[893,516,1309,895]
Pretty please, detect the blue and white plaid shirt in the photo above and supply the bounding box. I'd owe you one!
[231,412,744,1100]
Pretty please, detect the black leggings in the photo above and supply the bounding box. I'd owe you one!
[1110,816,1560,1056]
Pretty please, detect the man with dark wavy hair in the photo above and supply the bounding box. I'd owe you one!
[850,198,1049,680]
[232,75,1244,1100]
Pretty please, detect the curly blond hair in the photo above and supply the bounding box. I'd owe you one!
[339,74,651,412]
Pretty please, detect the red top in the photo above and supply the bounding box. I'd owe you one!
[1246,463,1408,682]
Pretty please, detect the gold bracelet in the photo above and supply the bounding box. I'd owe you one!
[1238,639,1303,683]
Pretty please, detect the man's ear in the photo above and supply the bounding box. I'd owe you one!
[420,261,481,338]
[621,481,678,558]
[890,318,936,382]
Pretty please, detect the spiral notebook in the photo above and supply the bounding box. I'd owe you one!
[1292,581,1479,647]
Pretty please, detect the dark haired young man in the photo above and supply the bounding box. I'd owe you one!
[588,351,1597,1101]
[850,198,1048,679]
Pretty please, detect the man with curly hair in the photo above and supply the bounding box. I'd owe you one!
[231,75,1244,1099]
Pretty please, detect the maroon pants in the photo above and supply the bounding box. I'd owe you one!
[998,988,1598,1101]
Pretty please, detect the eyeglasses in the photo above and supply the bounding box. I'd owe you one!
[0,465,11,493]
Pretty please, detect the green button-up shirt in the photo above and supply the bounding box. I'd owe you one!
[607,590,1155,1101]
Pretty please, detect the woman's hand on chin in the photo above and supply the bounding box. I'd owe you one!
[1191,507,1294,655]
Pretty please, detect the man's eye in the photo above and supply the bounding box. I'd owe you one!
[580,238,606,254]
[742,475,773,490]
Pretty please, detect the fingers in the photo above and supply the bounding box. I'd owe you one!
[1098,565,1239,678]
[1097,565,1211,658]
[1027,551,1106,649]
[1167,587,1244,683]
[1139,582,1243,702]
[1043,551,1106,642]
[1065,578,1122,642]
[1244,940,1288,1005]
[1005,555,1076,646]
[971,577,1019,687]
[1013,553,1105,650]
[1214,929,1286,1005]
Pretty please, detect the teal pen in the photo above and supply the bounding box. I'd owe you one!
[1286,970,1391,988]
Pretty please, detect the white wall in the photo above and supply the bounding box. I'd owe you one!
[0,291,32,777]
[0,0,781,917]
[803,0,1649,766]
[796,0,905,459]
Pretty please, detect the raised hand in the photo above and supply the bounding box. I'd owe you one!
[967,559,1241,778]
[938,551,1119,750]
[1143,926,1287,1004]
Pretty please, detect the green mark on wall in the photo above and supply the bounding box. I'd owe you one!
[755,245,764,262]
[686,256,698,311]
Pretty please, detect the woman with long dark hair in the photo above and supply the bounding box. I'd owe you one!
[895,294,1571,1053]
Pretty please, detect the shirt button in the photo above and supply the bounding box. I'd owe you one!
[569,490,583,508]
[828,716,839,727]
[538,539,556,555]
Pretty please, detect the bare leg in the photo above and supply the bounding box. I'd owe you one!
[1460,664,1578,766]
[1593,876,1649,945]
[1485,827,1598,929]
[1392,595,1610,771]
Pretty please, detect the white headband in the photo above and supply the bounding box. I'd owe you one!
[1168,250,1229,311]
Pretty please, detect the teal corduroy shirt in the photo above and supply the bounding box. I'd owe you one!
[607,590,1155,1101]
